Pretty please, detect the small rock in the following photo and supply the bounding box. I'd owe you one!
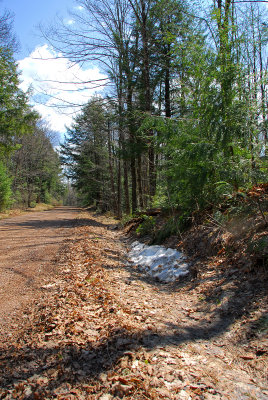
[111,382,133,396]
[99,373,108,383]
[99,395,113,400]
[131,360,139,369]
[177,389,192,400]
[24,387,32,397]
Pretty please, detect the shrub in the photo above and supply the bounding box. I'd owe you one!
[247,235,268,267]
[0,161,12,211]
[136,215,156,236]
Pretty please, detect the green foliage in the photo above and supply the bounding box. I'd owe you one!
[143,15,267,221]
[11,120,64,208]
[43,190,52,205]
[152,215,186,244]
[45,0,268,225]
[136,215,156,236]
[0,47,37,155]
[214,182,234,200]
[255,315,268,335]
[0,14,64,212]
[152,189,168,209]
[120,213,137,226]
[61,97,113,210]
[0,161,12,211]
[247,235,268,265]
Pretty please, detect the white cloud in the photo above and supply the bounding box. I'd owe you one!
[18,44,107,135]
[74,5,84,11]
[65,19,75,25]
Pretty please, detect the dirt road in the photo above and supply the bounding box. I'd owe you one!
[0,207,82,332]
[0,209,267,399]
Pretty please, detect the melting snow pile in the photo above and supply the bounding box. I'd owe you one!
[128,241,189,283]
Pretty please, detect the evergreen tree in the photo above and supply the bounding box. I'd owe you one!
[61,98,113,210]
[0,46,37,155]
[0,161,12,211]
[0,10,38,210]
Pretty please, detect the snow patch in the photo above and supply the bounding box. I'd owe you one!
[128,241,189,283]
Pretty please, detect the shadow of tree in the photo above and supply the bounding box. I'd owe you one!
[117,239,267,327]
[0,207,116,232]
[0,267,266,396]
[0,318,229,392]
[0,217,114,231]
[0,211,267,397]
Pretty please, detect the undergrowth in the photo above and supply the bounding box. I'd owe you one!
[123,183,268,270]
[136,215,156,236]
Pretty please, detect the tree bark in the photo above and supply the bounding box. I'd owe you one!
[107,119,117,214]
[164,43,171,118]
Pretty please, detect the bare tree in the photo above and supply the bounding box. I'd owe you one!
[0,9,19,52]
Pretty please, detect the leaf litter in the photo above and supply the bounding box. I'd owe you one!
[0,211,267,399]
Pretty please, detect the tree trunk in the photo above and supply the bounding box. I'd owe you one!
[127,76,138,212]
[123,158,130,214]
[140,0,155,200]
[164,43,171,118]
[137,153,144,209]
[257,14,267,151]
[107,120,116,214]
[117,157,122,218]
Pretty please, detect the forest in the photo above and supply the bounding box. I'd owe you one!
[0,0,267,226]
[0,10,64,211]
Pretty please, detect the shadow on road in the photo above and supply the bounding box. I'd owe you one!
[0,207,116,231]
[0,262,266,396]
[0,208,266,397]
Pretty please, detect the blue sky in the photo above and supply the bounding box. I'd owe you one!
[0,0,75,59]
[0,0,106,135]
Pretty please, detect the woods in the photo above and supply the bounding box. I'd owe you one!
[0,11,64,211]
[56,0,267,223]
[0,0,267,223]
